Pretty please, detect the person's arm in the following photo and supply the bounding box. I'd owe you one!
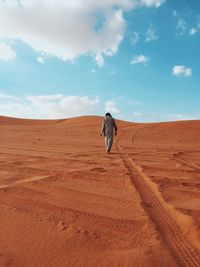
[113,119,118,136]
[100,119,105,136]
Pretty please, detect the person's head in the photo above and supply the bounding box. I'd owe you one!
[105,112,112,117]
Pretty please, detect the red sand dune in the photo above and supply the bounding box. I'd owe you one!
[0,115,200,267]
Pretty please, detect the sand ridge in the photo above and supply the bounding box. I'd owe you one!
[0,115,200,266]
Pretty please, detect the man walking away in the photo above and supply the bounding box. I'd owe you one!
[100,113,118,153]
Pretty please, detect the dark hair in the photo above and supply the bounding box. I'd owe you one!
[105,113,112,117]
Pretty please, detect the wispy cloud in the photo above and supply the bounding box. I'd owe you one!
[172,10,177,17]
[164,114,198,121]
[94,54,105,68]
[175,13,200,37]
[0,42,16,61]
[130,31,140,45]
[37,56,45,64]
[0,93,19,101]
[90,69,96,74]
[176,19,187,35]
[172,65,192,77]
[145,24,158,42]
[131,54,150,65]
[133,112,143,117]
[132,111,198,122]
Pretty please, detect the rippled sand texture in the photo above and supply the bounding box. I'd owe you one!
[0,116,200,266]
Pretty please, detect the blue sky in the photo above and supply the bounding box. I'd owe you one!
[0,0,199,122]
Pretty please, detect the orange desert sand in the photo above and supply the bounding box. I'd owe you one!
[0,115,200,267]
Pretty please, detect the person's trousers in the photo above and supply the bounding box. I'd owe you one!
[104,135,113,151]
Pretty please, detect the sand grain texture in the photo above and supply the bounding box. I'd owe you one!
[0,115,200,266]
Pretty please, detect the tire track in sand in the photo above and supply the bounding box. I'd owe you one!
[116,127,200,267]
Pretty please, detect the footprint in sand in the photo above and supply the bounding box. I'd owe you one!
[173,151,184,157]
[76,228,101,238]
[57,221,69,231]
[93,232,101,239]
[57,222,81,238]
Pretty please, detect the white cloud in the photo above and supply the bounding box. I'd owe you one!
[0,42,16,61]
[105,100,120,114]
[0,93,100,119]
[0,1,127,67]
[131,54,150,65]
[37,56,45,64]
[172,65,192,77]
[27,95,99,118]
[0,0,165,66]
[145,24,158,42]
[189,28,198,35]
[130,31,140,45]
[140,0,165,8]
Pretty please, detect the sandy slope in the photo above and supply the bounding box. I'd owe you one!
[0,115,200,266]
